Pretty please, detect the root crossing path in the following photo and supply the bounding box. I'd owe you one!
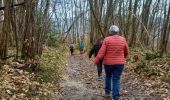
[59,55,149,100]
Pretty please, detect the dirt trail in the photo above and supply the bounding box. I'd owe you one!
[60,55,104,100]
[59,55,150,100]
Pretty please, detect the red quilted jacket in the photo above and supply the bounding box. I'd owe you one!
[95,35,129,65]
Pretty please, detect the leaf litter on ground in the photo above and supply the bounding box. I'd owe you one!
[0,46,67,100]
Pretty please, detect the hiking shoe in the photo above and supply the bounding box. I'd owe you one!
[97,76,103,81]
[105,94,111,97]
[105,94,111,100]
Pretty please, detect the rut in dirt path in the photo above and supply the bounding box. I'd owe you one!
[60,55,104,100]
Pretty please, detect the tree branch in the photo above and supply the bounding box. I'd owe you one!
[0,2,25,10]
[62,9,89,42]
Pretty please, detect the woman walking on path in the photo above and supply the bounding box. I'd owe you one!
[89,38,103,81]
[94,25,129,100]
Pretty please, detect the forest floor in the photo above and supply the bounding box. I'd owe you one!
[59,50,170,100]
[0,46,67,100]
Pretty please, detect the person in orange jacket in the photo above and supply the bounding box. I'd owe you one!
[94,25,129,100]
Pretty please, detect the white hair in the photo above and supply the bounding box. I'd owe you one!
[109,25,119,34]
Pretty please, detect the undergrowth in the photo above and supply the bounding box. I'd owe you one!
[34,45,68,84]
[130,48,170,82]
[0,59,3,68]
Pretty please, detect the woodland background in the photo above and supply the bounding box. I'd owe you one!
[0,0,170,99]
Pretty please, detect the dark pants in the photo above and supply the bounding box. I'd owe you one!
[104,64,124,100]
[80,48,83,54]
[70,49,73,55]
[97,61,103,77]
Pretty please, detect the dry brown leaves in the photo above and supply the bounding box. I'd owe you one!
[0,62,60,100]
[123,50,170,99]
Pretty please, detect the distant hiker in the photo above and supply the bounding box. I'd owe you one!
[79,42,84,54]
[89,38,103,81]
[94,25,129,100]
[69,44,74,55]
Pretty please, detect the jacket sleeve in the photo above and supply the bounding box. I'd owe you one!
[89,45,95,58]
[124,41,129,58]
[95,39,107,64]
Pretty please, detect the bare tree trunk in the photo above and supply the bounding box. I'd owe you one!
[36,0,50,56]
[160,3,170,56]
[125,0,132,40]
[11,0,19,59]
[103,0,113,35]
[89,0,104,39]
[21,0,36,60]
[129,0,139,47]
[89,0,94,44]
[140,0,152,46]
[0,0,12,59]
